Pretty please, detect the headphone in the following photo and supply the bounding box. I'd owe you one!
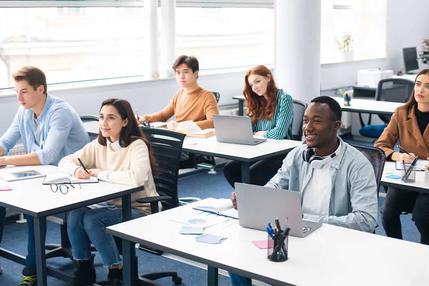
[302,148,336,168]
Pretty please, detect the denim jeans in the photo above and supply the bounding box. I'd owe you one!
[67,206,141,266]
[382,187,429,245]
[229,273,252,286]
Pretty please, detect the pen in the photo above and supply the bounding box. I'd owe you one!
[77,158,90,174]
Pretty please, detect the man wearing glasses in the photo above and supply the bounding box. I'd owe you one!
[0,66,89,286]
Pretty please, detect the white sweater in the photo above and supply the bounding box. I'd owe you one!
[59,138,158,214]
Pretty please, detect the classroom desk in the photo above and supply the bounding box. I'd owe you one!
[381,161,429,194]
[332,97,402,115]
[108,202,429,286]
[182,136,302,183]
[0,165,142,286]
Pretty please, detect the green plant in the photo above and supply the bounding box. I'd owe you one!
[338,33,353,53]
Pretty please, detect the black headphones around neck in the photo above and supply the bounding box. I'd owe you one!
[302,148,336,164]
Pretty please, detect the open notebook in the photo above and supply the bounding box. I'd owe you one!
[42,173,98,185]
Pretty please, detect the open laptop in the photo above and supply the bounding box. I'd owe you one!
[213,115,266,145]
[235,183,322,238]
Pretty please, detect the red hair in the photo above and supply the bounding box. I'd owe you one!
[243,65,278,124]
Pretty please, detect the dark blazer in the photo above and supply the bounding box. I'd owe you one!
[375,104,429,159]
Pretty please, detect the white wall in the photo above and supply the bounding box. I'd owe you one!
[0,0,428,134]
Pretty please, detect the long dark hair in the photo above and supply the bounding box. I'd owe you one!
[97,98,156,172]
[404,69,429,110]
[243,65,278,124]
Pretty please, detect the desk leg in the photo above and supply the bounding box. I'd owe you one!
[34,216,47,286]
[240,162,251,183]
[121,193,137,286]
[238,99,244,116]
[207,266,218,286]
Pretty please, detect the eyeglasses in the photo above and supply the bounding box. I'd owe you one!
[49,183,81,195]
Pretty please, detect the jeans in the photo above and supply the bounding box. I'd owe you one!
[230,273,252,286]
[382,187,429,245]
[67,207,141,266]
[223,154,285,187]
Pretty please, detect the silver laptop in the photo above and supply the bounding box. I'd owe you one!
[213,115,266,145]
[235,183,322,238]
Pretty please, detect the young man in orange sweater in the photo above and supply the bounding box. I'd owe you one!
[138,55,219,129]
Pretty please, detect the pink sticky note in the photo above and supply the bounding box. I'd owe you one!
[252,240,274,249]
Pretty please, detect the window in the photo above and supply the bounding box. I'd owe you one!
[0,5,145,89]
[176,7,274,71]
[321,0,386,63]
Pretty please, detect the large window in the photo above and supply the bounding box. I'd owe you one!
[321,0,386,63]
[0,6,145,88]
[176,7,274,71]
[0,0,387,89]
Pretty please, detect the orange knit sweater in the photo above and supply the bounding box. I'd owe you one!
[145,86,219,129]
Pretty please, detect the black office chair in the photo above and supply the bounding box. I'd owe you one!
[45,115,99,260]
[351,144,386,197]
[290,99,307,140]
[135,127,185,284]
[359,78,414,139]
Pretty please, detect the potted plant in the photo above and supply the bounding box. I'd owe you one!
[337,33,354,61]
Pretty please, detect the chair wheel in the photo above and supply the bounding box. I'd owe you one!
[173,276,182,285]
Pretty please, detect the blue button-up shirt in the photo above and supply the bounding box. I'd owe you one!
[0,94,90,165]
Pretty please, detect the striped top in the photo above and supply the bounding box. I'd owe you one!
[253,89,293,140]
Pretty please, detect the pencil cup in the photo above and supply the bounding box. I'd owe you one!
[401,164,416,182]
[267,232,288,262]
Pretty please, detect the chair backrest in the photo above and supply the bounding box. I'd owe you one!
[375,78,415,123]
[141,127,185,210]
[80,115,99,140]
[212,91,220,103]
[290,99,307,140]
[351,144,385,195]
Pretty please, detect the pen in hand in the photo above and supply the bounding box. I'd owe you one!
[77,158,90,174]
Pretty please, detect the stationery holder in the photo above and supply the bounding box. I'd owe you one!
[267,227,289,262]
[401,163,416,182]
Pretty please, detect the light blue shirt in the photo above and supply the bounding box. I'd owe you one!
[0,94,90,165]
[267,138,378,233]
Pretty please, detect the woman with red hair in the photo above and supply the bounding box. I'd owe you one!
[223,65,293,186]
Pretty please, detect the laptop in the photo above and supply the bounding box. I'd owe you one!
[235,183,322,238]
[213,115,266,145]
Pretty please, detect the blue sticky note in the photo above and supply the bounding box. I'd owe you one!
[385,174,401,180]
[195,234,227,244]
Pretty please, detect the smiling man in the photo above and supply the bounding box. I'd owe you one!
[0,66,89,286]
[229,96,378,286]
[138,55,219,129]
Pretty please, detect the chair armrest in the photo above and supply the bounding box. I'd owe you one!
[136,194,173,213]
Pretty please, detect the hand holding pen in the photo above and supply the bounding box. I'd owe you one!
[397,145,417,163]
[75,158,93,179]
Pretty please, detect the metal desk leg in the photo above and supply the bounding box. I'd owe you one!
[238,99,244,116]
[207,266,218,286]
[34,216,47,286]
[240,161,251,183]
[121,193,136,286]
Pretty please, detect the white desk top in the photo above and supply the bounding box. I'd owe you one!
[0,165,139,216]
[382,161,429,193]
[108,203,429,286]
[182,136,302,162]
[332,97,402,115]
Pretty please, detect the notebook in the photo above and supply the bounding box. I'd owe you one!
[235,183,322,238]
[213,115,266,145]
[42,173,98,185]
